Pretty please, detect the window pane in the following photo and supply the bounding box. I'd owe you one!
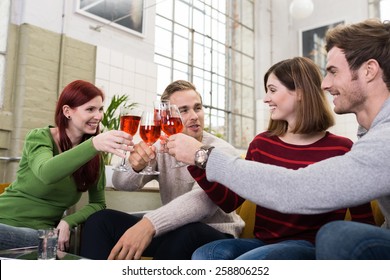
[217,0,226,14]
[154,54,171,68]
[193,9,205,34]
[156,15,172,31]
[242,85,254,118]
[380,0,390,20]
[242,0,254,29]
[174,23,189,37]
[173,60,189,74]
[173,34,189,63]
[155,27,172,57]
[156,0,173,18]
[154,0,255,149]
[175,1,190,27]
[242,116,255,147]
[204,13,212,36]
[156,65,172,94]
[173,69,189,81]
[242,26,254,56]
[242,55,254,86]
[193,43,204,68]
[211,18,219,39]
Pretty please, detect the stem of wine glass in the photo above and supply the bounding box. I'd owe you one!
[159,131,167,153]
[119,154,126,166]
[113,151,129,172]
[139,145,160,175]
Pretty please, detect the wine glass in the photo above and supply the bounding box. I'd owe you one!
[161,104,186,167]
[139,109,162,175]
[113,106,142,172]
[154,100,170,153]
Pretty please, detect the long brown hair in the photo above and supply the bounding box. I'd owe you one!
[264,57,334,136]
[54,80,104,192]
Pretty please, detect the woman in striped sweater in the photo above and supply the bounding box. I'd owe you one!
[189,57,374,260]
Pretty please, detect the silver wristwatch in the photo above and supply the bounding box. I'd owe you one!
[194,145,215,169]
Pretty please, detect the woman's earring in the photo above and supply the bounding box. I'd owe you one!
[67,116,71,119]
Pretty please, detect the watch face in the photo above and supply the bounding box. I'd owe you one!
[196,150,207,163]
[195,149,208,168]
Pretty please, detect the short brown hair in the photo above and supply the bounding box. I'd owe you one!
[264,57,334,136]
[325,19,390,91]
[161,80,202,103]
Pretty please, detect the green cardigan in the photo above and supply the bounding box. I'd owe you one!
[0,126,106,229]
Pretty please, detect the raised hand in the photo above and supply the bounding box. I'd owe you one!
[166,133,203,165]
[128,141,158,172]
[92,130,134,159]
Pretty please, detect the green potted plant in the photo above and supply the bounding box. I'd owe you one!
[100,94,138,166]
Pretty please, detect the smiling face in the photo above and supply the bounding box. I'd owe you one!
[322,47,367,115]
[64,95,104,139]
[168,89,204,142]
[263,73,299,126]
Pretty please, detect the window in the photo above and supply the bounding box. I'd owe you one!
[76,0,145,36]
[154,0,255,149]
[380,0,390,20]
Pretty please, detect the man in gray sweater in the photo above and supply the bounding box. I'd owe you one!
[166,19,390,259]
[80,80,244,260]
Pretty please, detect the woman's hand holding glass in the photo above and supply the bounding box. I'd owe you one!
[92,130,134,158]
[113,106,142,172]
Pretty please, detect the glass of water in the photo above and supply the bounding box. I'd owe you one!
[37,228,59,260]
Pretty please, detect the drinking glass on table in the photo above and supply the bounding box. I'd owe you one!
[139,109,162,175]
[161,104,186,167]
[113,106,142,172]
[37,228,59,260]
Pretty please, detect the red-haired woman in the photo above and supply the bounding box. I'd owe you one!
[0,80,133,252]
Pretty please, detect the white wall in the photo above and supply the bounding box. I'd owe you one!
[10,0,158,112]
[10,0,156,60]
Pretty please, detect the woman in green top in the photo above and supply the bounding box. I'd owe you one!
[0,80,133,251]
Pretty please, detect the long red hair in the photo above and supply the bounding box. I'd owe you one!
[54,80,104,192]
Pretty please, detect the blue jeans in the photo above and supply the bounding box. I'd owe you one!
[192,238,315,260]
[316,220,390,259]
[0,223,39,250]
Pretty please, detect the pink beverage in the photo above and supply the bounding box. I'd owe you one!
[140,125,161,145]
[161,117,184,136]
[120,115,141,136]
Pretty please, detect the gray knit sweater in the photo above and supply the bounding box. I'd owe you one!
[206,98,390,229]
[112,131,245,237]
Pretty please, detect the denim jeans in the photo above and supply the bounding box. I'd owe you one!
[192,238,315,260]
[316,220,390,260]
[0,223,39,250]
